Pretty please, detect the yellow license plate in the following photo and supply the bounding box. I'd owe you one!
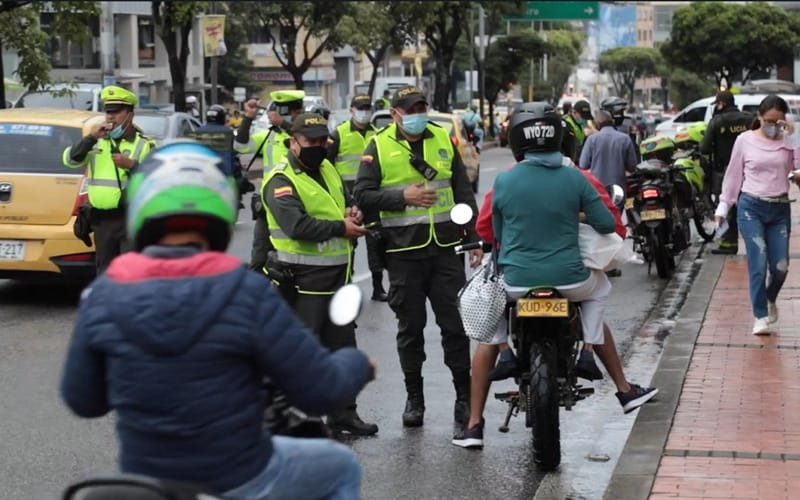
[640,208,666,221]
[517,298,569,318]
[624,197,634,210]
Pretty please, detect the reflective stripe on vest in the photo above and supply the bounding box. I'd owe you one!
[334,121,375,181]
[374,123,459,251]
[264,160,352,274]
[86,134,150,210]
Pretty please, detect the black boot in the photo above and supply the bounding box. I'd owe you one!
[328,406,379,436]
[402,377,425,427]
[453,372,470,426]
[371,272,388,302]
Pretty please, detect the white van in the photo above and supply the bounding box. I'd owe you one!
[655,93,800,138]
[13,83,103,112]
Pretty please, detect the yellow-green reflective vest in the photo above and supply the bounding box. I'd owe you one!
[564,114,586,145]
[62,134,153,210]
[334,121,375,182]
[374,123,460,252]
[263,160,352,289]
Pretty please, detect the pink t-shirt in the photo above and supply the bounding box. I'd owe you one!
[720,130,800,209]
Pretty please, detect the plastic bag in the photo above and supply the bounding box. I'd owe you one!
[579,223,625,271]
[458,256,507,343]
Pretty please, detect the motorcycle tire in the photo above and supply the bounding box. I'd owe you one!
[653,225,674,279]
[528,339,560,471]
[692,193,716,243]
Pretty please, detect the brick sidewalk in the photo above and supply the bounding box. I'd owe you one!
[649,204,800,499]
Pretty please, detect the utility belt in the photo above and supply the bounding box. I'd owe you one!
[91,206,125,218]
[264,251,297,305]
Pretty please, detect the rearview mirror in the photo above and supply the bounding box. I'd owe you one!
[329,284,363,326]
[450,203,473,225]
[608,184,625,207]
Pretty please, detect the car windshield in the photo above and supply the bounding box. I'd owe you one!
[0,124,82,173]
[133,115,168,140]
[15,90,94,111]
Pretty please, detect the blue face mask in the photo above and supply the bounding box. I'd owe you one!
[401,113,428,135]
[108,112,131,140]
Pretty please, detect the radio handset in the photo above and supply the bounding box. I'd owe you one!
[389,136,437,181]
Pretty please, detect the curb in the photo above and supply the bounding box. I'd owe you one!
[602,249,726,500]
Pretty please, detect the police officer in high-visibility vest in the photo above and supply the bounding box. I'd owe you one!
[234,90,305,271]
[375,89,391,111]
[263,113,378,436]
[62,85,154,273]
[354,86,482,431]
[563,99,595,163]
[327,94,387,301]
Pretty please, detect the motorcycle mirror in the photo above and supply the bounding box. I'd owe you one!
[450,203,474,225]
[329,284,363,326]
[608,184,625,207]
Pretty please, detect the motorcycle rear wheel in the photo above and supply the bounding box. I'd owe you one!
[693,193,716,242]
[528,339,560,471]
[653,226,674,279]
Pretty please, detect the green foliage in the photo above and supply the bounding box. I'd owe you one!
[662,1,800,87]
[669,67,714,110]
[418,1,472,110]
[0,1,100,107]
[237,1,354,90]
[533,29,584,103]
[599,47,662,101]
[484,31,547,103]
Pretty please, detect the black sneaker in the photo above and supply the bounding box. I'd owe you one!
[616,384,658,414]
[575,350,603,381]
[710,246,738,255]
[488,349,520,381]
[452,419,484,448]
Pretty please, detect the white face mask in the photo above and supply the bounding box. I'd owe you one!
[353,110,371,124]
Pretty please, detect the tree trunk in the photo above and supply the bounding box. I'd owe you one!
[367,46,388,99]
[0,38,6,109]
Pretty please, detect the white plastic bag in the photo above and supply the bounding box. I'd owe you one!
[579,223,625,271]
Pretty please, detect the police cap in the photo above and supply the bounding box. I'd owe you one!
[712,90,735,107]
[573,99,593,120]
[270,89,305,105]
[351,94,372,110]
[392,86,428,110]
[291,113,329,139]
[101,85,137,111]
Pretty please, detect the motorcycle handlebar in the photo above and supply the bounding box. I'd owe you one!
[454,241,494,254]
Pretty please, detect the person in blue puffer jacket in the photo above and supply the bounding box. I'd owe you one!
[60,141,375,499]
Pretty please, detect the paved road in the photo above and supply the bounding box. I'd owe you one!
[0,147,670,499]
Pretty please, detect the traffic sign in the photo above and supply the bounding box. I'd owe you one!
[233,86,246,103]
[515,1,599,21]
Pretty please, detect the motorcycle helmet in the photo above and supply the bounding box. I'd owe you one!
[126,140,238,252]
[508,101,564,160]
[304,103,330,120]
[205,104,227,125]
[639,135,675,163]
[601,96,628,126]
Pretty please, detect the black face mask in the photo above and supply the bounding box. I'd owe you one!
[298,145,327,169]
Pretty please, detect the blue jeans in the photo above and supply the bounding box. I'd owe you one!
[222,436,361,499]
[737,193,791,318]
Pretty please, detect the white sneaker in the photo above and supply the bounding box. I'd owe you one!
[768,302,778,324]
[752,317,771,335]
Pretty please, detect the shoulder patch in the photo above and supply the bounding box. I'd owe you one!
[361,154,374,164]
[273,186,293,198]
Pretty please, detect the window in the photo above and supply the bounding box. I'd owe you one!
[675,106,706,123]
[0,125,82,174]
[41,13,100,69]
[138,16,155,67]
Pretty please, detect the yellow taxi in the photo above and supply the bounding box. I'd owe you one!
[0,108,104,281]
[427,112,481,193]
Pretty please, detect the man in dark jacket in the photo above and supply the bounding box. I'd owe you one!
[60,141,374,498]
[700,90,754,255]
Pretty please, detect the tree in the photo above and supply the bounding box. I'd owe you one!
[669,68,714,110]
[152,1,206,112]
[419,1,471,111]
[239,1,353,90]
[337,2,420,98]
[0,1,100,108]
[483,32,547,111]
[533,29,583,105]
[599,47,662,102]
[662,2,800,88]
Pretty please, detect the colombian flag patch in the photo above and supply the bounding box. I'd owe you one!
[361,154,373,163]
[273,186,293,198]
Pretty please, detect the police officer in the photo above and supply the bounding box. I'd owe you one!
[700,90,754,255]
[375,89,391,111]
[327,94,387,301]
[354,86,482,430]
[563,99,595,163]
[62,85,154,274]
[263,113,378,436]
[235,90,305,271]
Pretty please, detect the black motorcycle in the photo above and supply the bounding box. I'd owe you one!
[455,242,594,471]
[625,159,691,279]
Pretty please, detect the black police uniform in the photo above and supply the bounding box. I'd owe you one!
[354,119,478,427]
[327,122,387,296]
[700,105,754,249]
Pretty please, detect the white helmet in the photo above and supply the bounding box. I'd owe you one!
[186,95,198,104]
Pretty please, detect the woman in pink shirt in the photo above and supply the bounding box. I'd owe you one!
[715,95,800,335]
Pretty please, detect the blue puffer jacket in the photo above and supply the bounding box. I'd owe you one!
[60,245,372,493]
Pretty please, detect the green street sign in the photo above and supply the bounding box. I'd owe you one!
[516,1,599,21]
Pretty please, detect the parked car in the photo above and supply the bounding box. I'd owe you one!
[13,83,102,112]
[0,108,105,281]
[370,110,481,193]
[655,92,800,138]
[133,110,202,145]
